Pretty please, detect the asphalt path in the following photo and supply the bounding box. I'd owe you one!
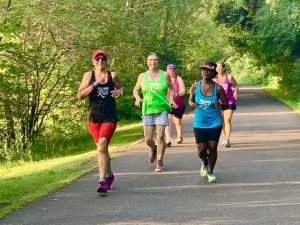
[1,85,300,225]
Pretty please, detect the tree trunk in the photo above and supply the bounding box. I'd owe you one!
[3,96,15,147]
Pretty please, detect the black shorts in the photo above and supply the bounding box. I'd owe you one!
[170,105,185,119]
[193,125,222,143]
[223,104,236,110]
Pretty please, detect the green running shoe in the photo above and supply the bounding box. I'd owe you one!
[207,173,218,182]
[200,164,208,177]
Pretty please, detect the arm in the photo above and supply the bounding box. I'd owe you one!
[164,72,176,108]
[133,73,144,107]
[228,74,239,99]
[111,72,124,98]
[176,76,186,97]
[188,82,197,109]
[165,72,176,98]
[77,71,94,100]
[217,85,229,110]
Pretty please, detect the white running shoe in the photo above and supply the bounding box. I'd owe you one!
[220,140,226,146]
[224,140,230,147]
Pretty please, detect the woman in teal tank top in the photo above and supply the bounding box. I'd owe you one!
[133,53,176,172]
[189,62,228,182]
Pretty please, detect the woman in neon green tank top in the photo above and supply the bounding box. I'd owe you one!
[133,53,176,172]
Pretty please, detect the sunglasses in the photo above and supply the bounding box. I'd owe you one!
[167,64,176,69]
[94,54,107,62]
[201,67,213,72]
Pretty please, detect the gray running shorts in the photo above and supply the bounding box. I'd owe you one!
[142,111,169,126]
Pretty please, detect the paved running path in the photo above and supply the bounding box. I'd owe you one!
[1,85,300,225]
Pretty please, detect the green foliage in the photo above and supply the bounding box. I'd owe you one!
[211,0,300,100]
[2,0,298,162]
[1,0,231,162]
[292,59,300,99]
[249,1,300,63]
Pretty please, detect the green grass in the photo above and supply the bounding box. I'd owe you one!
[264,86,300,116]
[31,122,144,161]
[0,123,144,218]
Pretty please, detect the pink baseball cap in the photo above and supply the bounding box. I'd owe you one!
[92,49,107,61]
[201,62,216,70]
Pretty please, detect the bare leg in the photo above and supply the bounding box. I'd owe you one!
[221,111,226,140]
[97,138,110,180]
[222,109,234,141]
[197,143,208,165]
[207,140,219,173]
[165,114,173,143]
[173,116,183,141]
[143,125,156,150]
[156,125,167,161]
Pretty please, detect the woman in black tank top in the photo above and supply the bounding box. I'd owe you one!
[77,49,123,193]
[88,70,119,123]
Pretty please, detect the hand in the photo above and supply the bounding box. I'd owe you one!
[190,103,197,109]
[135,98,142,107]
[111,89,123,98]
[214,100,221,107]
[234,93,238,99]
[94,77,105,85]
[170,100,177,109]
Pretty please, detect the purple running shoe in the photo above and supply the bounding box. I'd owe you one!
[97,181,108,193]
[106,174,115,190]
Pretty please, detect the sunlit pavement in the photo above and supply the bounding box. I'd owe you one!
[1,85,300,225]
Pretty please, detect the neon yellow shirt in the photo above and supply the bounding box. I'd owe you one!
[141,70,171,115]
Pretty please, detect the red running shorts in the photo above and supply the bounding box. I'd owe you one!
[88,122,117,144]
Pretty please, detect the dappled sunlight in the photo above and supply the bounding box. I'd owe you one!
[104,220,249,225]
[235,111,297,116]
[225,130,300,151]
[239,86,263,91]
[116,170,199,177]
[211,200,300,208]
[239,93,262,97]
[133,181,300,192]
[0,151,97,179]
[105,220,232,225]
[220,144,300,152]
[251,158,300,162]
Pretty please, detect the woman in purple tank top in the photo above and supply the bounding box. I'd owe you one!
[214,61,239,147]
[165,64,186,147]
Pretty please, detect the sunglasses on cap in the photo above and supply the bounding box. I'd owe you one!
[94,54,107,62]
[167,64,176,69]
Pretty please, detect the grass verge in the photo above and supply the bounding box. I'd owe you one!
[264,86,300,116]
[0,123,144,218]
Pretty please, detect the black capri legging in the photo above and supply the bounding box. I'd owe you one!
[193,125,223,143]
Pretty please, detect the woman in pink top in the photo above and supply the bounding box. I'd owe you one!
[165,64,186,147]
[214,61,239,147]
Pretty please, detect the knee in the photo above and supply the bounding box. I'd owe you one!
[145,137,153,145]
[224,117,232,124]
[208,148,217,156]
[197,146,206,155]
[97,138,108,153]
[198,149,206,157]
[156,136,165,144]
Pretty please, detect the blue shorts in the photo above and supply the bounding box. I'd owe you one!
[142,111,169,126]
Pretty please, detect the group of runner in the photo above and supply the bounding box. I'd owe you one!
[77,50,239,193]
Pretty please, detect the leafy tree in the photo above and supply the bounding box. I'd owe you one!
[0,0,235,161]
